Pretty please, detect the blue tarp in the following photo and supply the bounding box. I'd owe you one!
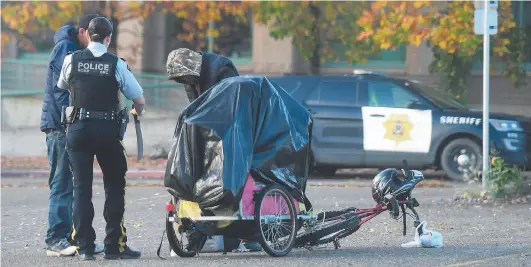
[164,75,313,212]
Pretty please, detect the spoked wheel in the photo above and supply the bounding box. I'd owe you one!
[254,184,297,257]
[166,197,198,258]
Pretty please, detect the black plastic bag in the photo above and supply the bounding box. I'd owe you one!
[164,76,312,213]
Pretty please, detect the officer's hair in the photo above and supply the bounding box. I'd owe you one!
[88,17,113,43]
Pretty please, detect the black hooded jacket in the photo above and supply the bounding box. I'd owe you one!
[184,52,239,101]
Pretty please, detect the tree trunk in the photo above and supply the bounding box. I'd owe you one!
[309,4,321,75]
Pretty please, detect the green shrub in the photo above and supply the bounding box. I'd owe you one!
[488,149,526,198]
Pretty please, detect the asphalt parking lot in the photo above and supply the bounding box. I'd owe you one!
[1,177,530,267]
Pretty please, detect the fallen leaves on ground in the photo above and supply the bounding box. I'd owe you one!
[416,179,453,188]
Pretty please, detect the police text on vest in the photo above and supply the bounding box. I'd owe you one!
[78,62,111,75]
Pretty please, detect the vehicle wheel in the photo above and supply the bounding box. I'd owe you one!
[314,166,337,177]
[166,197,198,258]
[440,138,482,182]
[254,184,297,257]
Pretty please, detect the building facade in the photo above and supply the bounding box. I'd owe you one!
[117,2,531,117]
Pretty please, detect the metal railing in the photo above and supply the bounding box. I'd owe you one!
[1,58,184,110]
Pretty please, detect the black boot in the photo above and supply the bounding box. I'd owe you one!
[104,246,141,260]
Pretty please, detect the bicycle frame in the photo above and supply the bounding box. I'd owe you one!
[356,200,410,226]
[353,197,422,238]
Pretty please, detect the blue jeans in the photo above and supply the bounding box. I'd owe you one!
[45,130,74,246]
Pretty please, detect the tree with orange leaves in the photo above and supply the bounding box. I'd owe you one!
[252,1,378,75]
[357,0,527,100]
[1,1,252,60]
[149,1,253,52]
[1,1,83,51]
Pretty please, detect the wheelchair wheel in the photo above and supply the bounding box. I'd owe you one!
[166,197,198,258]
[254,184,297,257]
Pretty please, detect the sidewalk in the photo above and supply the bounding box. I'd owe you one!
[1,168,166,179]
[1,156,167,179]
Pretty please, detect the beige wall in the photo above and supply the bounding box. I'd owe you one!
[2,38,19,58]
[249,23,295,75]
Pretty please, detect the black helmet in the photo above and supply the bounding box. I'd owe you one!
[372,168,400,206]
[372,167,425,206]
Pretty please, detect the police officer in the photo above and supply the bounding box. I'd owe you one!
[57,16,145,261]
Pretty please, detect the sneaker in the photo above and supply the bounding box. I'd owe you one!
[46,239,77,257]
[104,246,141,260]
[243,241,262,252]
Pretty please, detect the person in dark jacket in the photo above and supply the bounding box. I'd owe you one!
[166,48,240,101]
[165,48,261,253]
[41,14,104,257]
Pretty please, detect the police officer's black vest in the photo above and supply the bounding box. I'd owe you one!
[68,49,119,111]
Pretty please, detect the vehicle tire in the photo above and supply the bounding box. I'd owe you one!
[255,184,297,257]
[440,138,482,182]
[295,213,360,247]
[314,166,337,177]
[166,197,198,258]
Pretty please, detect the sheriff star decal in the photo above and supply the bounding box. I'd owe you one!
[383,114,413,144]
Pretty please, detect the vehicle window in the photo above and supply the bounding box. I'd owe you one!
[315,81,358,106]
[408,82,466,109]
[365,81,424,108]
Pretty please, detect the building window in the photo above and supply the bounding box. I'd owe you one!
[210,11,253,65]
[473,1,531,71]
[323,43,407,69]
[166,10,252,66]
[512,1,531,66]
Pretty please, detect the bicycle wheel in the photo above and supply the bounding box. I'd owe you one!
[295,213,360,247]
[255,184,298,257]
[166,197,199,258]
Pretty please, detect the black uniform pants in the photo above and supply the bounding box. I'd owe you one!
[66,119,128,254]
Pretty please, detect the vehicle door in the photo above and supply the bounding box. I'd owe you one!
[357,78,434,167]
[304,78,364,167]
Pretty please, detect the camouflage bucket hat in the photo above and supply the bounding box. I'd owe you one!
[166,48,203,80]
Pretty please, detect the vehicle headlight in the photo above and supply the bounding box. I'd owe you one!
[489,119,523,132]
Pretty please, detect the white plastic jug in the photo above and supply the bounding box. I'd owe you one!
[401,221,443,248]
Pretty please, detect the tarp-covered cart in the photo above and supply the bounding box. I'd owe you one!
[161,76,429,258]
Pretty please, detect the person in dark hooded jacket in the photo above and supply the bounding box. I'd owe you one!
[40,14,104,257]
[166,48,240,101]
[165,48,262,253]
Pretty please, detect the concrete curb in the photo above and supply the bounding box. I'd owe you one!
[1,169,165,179]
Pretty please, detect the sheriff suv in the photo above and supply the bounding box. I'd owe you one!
[268,71,531,181]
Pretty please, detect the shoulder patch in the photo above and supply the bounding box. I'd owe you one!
[120,58,132,72]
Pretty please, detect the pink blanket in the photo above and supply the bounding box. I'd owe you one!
[240,174,301,216]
